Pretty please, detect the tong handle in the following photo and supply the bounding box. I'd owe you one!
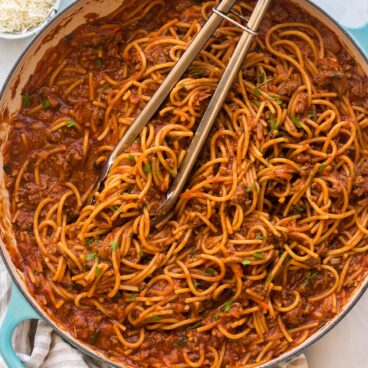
[97,0,238,185]
[154,0,271,221]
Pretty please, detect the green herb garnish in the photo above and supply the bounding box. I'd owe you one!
[318,164,326,173]
[22,93,31,108]
[152,315,161,322]
[129,295,137,301]
[270,115,277,131]
[242,259,251,266]
[203,267,216,276]
[191,70,204,77]
[110,205,120,212]
[112,291,121,300]
[305,271,318,287]
[224,299,233,312]
[254,86,261,97]
[85,238,95,246]
[291,116,301,128]
[173,336,187,348]
[88,331,100,343]
[294,204,306,213]
[246,186,251,193]
[265,273,273,283]
[252,252,265,259]
[42,99,51,109]
[110,240,119,251]
[129,154,135,163]
[307,111,317,121]
[270,96,283,105]
[95,266,101,276]
[86,252,97,261]
[66,119,76,128]
[190,321,202,329]
[254,73,273,96]
[255,233,264,240]
[144,162,152,174]
[96,59,103,68]
[258,72,266,84]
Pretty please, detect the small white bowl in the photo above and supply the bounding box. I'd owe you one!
[0,0,61,40]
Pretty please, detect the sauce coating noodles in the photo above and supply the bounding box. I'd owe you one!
[2,0,368,367]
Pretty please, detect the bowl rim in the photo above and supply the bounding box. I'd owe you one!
[0,0,367,367]
[0,0,62,40]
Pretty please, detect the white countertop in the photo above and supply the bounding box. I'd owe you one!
[0,1,367,368]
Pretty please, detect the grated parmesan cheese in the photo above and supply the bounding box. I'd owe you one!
[0,0,56,33]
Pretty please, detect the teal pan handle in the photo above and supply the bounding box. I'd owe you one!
[0,19,367,368]
[0,283,41,368]
[345,24,368,55]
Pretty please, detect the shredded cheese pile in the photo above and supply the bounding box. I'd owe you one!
[0,0,56,33]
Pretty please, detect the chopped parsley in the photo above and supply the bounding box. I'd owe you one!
[258,72,266,84]
[253,99,260,107]
[291,116,302,128]
[254,73,273,96]
[224,299,233,312]
[252,252,265,259]
[246,185,251,193]
[307,110,317,121]
[191,69,204,77]
[255,233,264,240]
[265,273,273,283]
[129,295,137,301]
[318,164,326,173]
[86,252,97,261]
[85,238,95,246]
[128,154,135,163]
[144,162,152,174]
[96,59,103,68]
[112,291,121,300]
[242,259,251,266]
[110,205,120,212]
[305,271,318,287]
[294,204,306,213]
[190,321,202,329]
[110,240,119,251]
[66,119,76,128]
[42,99,51,109]
[269,115,277,131]
[270,96,283,105]
[88,331,100,343]
[203,267,216,276]
[152,315,161,322]
[22,93,31,108]
[173,336,187,348]
[254,86,262,97]
[95,265,101,276]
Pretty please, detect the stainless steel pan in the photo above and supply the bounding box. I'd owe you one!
[0,1,367,367]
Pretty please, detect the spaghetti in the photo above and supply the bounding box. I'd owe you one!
[2,0,368,367]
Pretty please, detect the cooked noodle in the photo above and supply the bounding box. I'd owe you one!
[2,0,368,367]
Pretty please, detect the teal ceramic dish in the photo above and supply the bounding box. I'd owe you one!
[0,0,367,367]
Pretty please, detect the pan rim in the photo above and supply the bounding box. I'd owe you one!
[0,1,367,367]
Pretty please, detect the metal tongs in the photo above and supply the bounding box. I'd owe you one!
[90,0,271,224]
